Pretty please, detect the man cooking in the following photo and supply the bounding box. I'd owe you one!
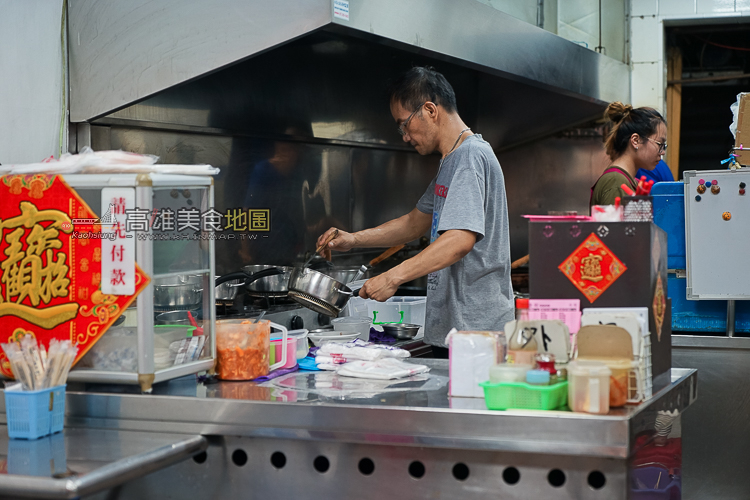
[316,66,514,357]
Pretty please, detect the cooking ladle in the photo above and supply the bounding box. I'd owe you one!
[303,229,339,269]
[349,244,405,283]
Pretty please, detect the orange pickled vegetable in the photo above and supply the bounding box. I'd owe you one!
[610,374,628,407]
[215,319,271,380]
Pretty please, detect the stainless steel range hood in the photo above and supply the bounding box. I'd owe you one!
[69,0,629,143]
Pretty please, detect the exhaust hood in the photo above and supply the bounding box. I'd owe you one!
[69,0,629,148]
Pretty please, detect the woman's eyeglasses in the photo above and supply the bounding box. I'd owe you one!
[647,137,668,154]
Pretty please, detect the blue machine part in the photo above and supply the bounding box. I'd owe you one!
[653,181,750,332]
[651,181,686,270]
[669,275,750,332]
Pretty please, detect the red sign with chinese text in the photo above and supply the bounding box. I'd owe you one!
[0,175,150,377]
[558,233,627,304]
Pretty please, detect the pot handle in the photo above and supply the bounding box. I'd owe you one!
[338,288,362,298]
[215,271,251,288]
[349,265,369,284]
[214,268,283,288]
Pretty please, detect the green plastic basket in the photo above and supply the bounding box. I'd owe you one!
[479,380,568,411]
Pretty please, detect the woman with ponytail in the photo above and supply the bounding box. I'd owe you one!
[590,102,668,207]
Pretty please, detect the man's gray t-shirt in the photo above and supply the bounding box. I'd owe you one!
[416,134,514,347]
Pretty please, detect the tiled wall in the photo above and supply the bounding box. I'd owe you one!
[630,0,750,111]
[0,0,66,164]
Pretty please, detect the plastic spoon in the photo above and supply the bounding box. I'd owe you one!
[251,310,266,324]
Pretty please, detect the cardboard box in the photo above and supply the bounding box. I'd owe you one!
[529,221,671,390]
[736,93,750,166]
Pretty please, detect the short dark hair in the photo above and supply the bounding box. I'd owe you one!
[388,66,458,113]
[603,102,666,159]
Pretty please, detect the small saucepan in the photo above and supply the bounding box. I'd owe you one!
[287,245,404,317]
[287,267,360,317]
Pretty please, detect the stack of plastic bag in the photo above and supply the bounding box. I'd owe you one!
[313,339,428,379]
[337,358,430,380]
[1,147,219,176]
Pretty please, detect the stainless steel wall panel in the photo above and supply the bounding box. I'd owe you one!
[99,127,355,274]
[350,148,438,233]
[498,133,610,260]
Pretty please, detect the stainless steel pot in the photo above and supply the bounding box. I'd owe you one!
[154,269,284,311]
[215,268,285,298]
[241,265,294,297]
[322,266,372,285]
[287,267,360,317]
[153,275,203,311]
[214,277,246,301]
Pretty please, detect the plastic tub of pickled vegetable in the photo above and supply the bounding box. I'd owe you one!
[215,320,288,380]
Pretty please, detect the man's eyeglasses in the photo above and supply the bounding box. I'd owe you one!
[647,137,668,154]
[397,102,426,136]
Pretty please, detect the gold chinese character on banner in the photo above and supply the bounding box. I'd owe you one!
[248,209,270,231]
[580,253,603,283]
[0,201,78,329]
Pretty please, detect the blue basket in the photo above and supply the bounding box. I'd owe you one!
[4,385,66,440]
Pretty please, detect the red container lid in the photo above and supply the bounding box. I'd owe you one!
[515,298,529,308]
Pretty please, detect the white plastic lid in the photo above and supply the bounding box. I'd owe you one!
[569,360,611,377]
[275,329,308,340]
[332,317,370,324]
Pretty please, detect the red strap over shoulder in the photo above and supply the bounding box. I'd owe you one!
[590,167,636,205]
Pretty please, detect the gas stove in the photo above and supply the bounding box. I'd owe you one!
[216,294,332,331]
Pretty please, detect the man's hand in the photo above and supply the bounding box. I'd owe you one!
[316,227,356,260]
[359,271,401,302]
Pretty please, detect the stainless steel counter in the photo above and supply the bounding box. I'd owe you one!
[0,362,696,500]
[0,428,206,499]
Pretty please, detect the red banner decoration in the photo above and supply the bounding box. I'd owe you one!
[558,233,627,304]
[0,175,150,377]
[653,274,666,341]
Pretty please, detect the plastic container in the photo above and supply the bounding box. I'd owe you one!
[600,359,635,408]
[489,364,531,383]
[331,316,371,341]
[286,329,310,360]
[215,319,287,380]
[270,337,297,369]
[344,296,426,335]
[480,380,568,411]
[568,361,611,414]
[526,369,551,385]
[77,325,195,372]
[5,384,66,440]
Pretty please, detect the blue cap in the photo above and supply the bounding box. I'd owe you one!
[526,369,551,385]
